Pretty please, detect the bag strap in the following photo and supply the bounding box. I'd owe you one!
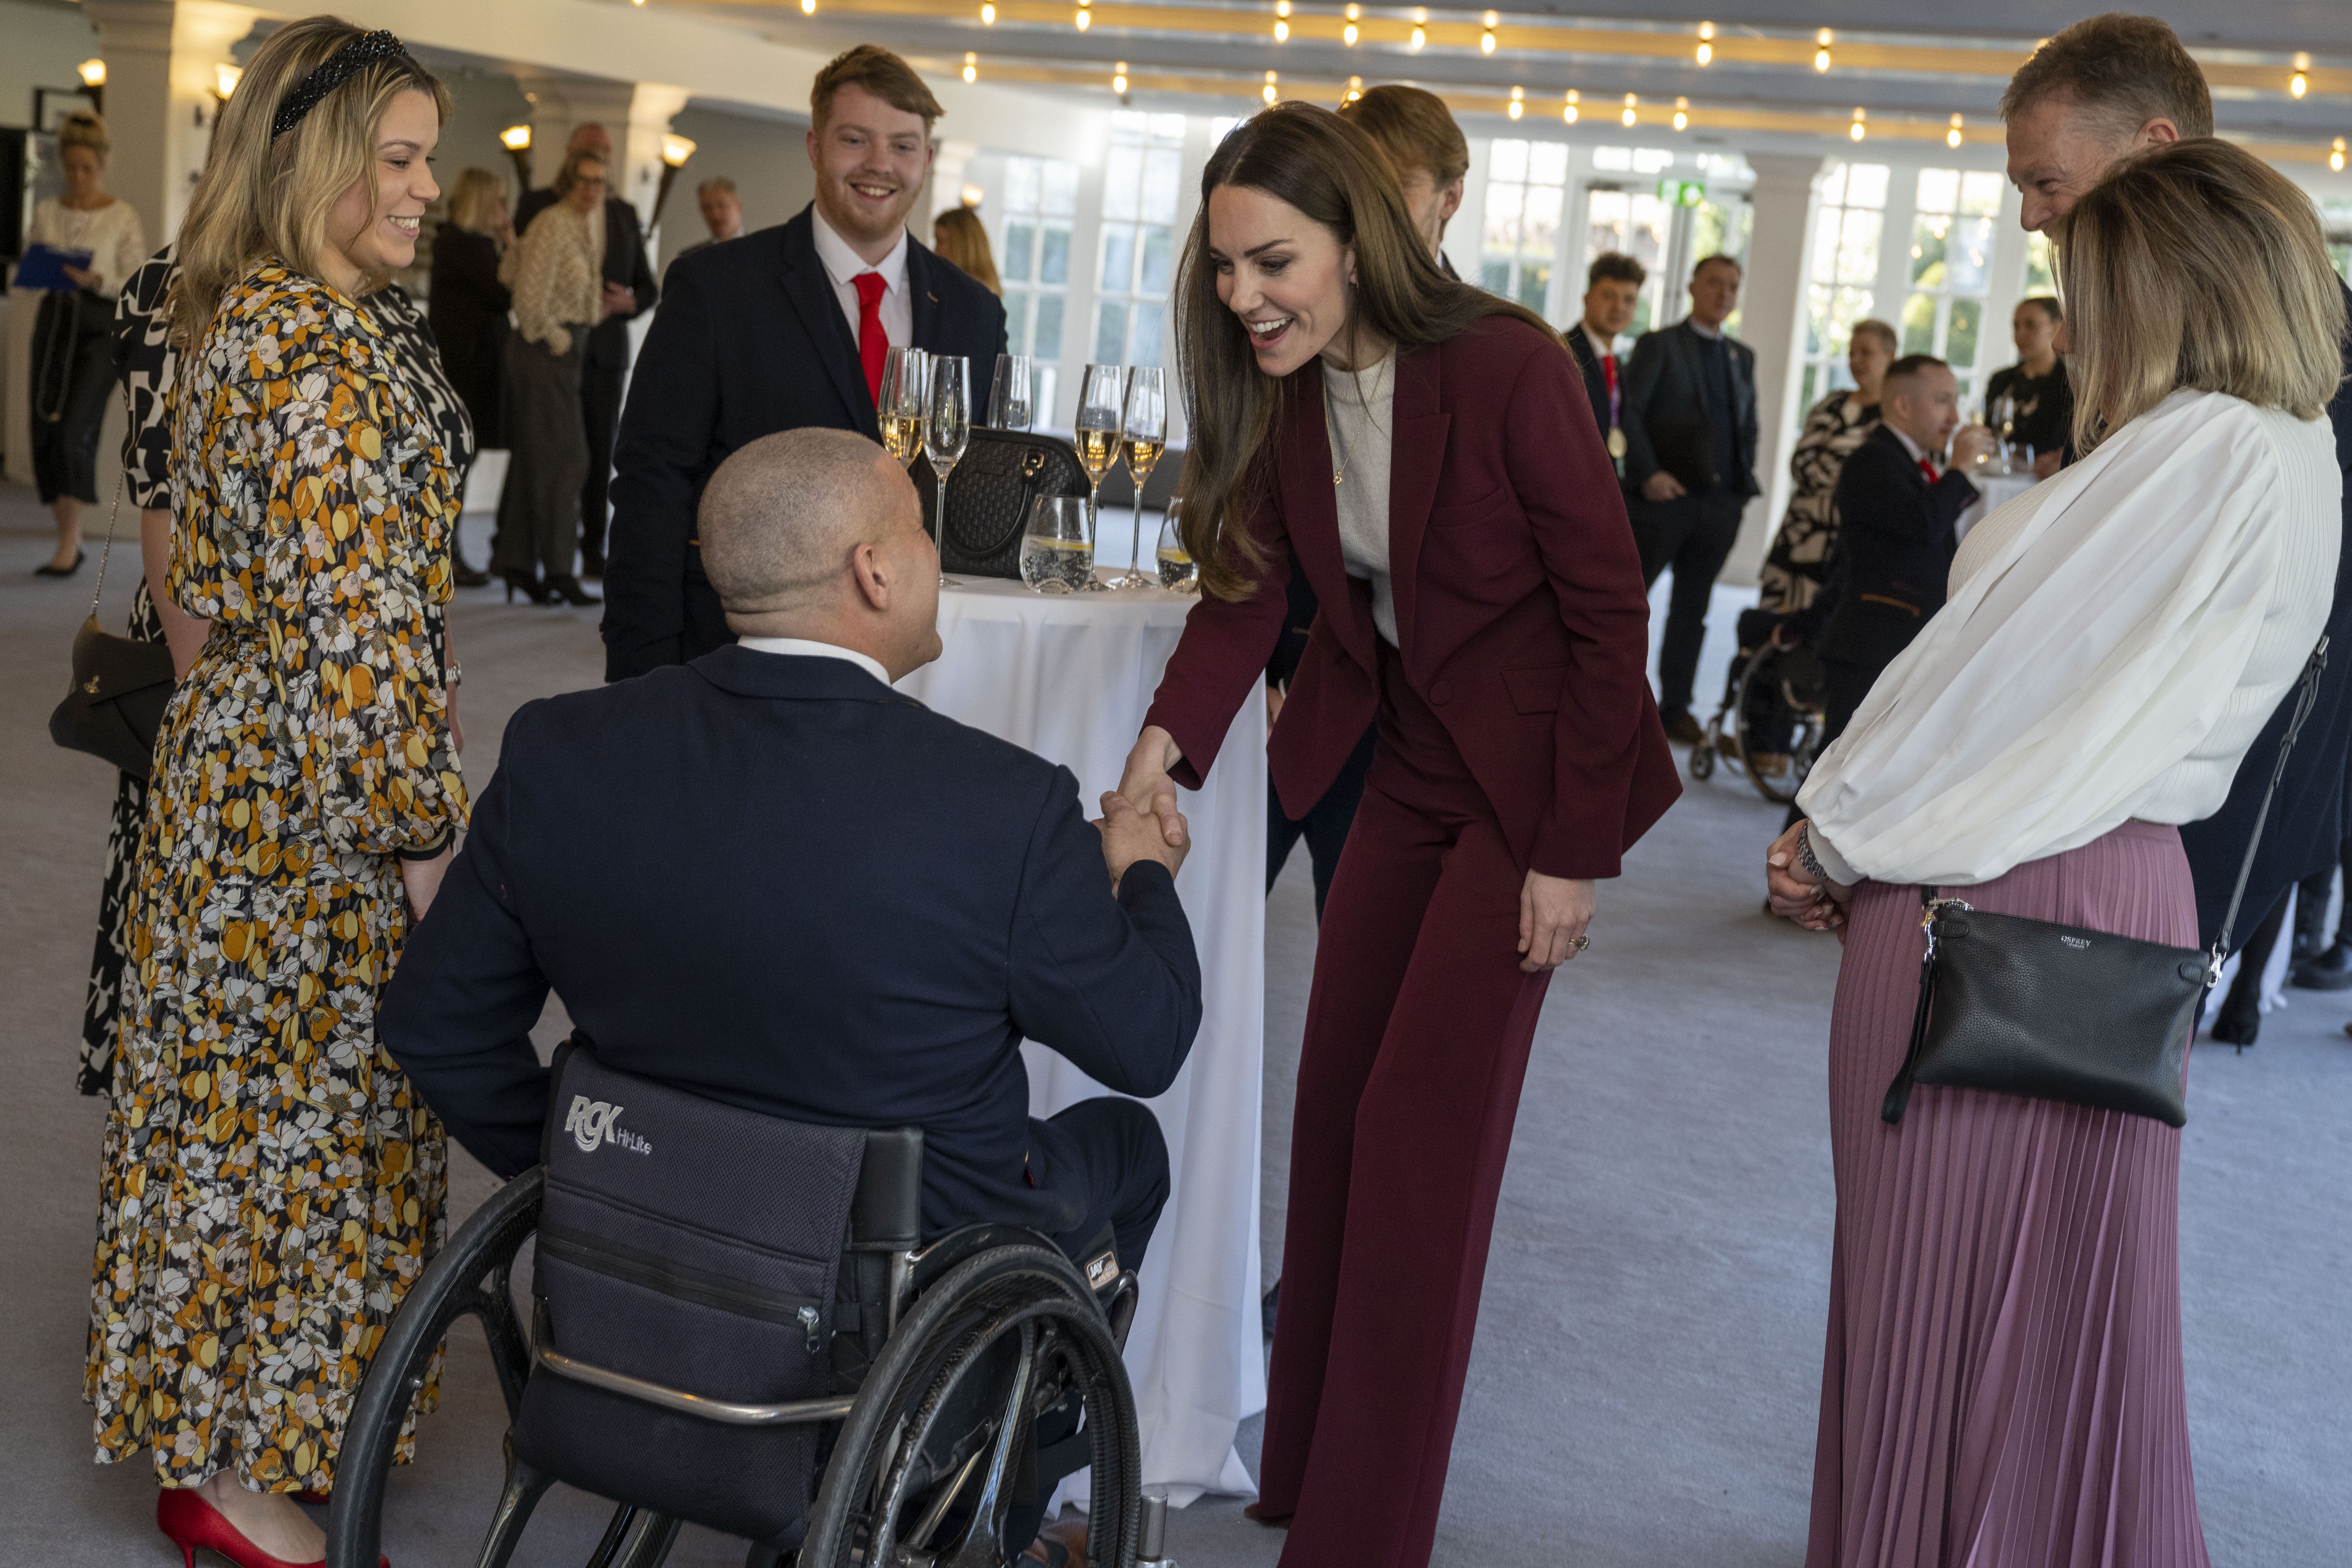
[86,382,134,622]
[2208,635,2330,981]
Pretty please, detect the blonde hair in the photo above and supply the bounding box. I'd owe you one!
[2058,138,2344,458]
[58,110,110,161]
[446,167,507,236]
[930,206,1000,295]
[169,15,449,348]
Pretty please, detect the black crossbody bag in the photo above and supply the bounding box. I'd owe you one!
[1882,637,2328,1129]
[909,429,1089,579]
[50,412,178,783]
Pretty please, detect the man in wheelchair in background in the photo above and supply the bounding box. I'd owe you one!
[377,427,1203,1567]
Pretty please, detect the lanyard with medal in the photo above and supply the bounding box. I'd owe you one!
[1600,349,1627,472]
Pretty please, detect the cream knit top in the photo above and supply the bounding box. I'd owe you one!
[508,202,604,356]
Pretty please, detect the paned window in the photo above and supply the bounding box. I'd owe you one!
[2024,230,2057,296]
[1480,138,1568,315]
[1902,168,2003,400]
[1093,112,1186,367]
[1001,154,1078,416]
[1583,187,1671,337]
[1799,161,1889,413]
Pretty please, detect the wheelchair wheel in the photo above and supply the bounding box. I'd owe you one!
[1732,645,1823,807]
[801,1242,1142,1568]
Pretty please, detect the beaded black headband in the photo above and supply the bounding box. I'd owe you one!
[270,30,419,139]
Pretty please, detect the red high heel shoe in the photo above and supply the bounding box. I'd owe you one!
[156,1486,388,1568]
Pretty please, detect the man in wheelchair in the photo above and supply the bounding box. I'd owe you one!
[377,427,1204,1565]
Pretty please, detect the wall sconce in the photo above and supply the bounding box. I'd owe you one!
[655,132,697,220]
[215,63,242,101]
[499,123,533,190]
[76,57,107,113]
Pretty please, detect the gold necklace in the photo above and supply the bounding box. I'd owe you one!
[1323,356,1390,487]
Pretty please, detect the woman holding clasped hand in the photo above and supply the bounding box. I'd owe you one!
[1769,139,2340,1566]
[88,19,466,1567]
[1118,105,1677,1568]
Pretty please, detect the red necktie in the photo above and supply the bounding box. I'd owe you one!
[853,271,888,406]
[1919,456,1939,483]
[1600,352,1620,426]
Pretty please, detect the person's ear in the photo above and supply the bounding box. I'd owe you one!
[849,538,892,613]
[2139,117,2181,148]
[1437,177,1464,227]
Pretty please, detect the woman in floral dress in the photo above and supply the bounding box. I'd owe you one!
[86,20,464,1565]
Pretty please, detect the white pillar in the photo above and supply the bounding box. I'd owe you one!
[1725,150,1824,583]
[82,0,260,246]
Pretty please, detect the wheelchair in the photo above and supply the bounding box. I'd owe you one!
[327,1044,1145,1568]
[1687,606,1828,807]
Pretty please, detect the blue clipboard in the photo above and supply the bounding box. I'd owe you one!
[14,243,95,292]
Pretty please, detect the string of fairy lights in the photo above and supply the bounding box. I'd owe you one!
[654,1,2352,164]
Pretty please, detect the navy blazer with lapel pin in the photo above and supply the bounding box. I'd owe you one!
[602,205,1008,681]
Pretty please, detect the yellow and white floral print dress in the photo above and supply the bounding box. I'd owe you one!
[88,261,467,1492]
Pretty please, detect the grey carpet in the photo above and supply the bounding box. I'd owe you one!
[3,479,2346,1565]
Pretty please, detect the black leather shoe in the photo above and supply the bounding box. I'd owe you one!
[33,548,86,578]
[2292,889,2331,960]
[2209,987,2261,1049]
[452,558,490,588]
[502,569,552,605]
[2291,940,2352,990]
[544,573,598,606]
[1662,711,1705,745]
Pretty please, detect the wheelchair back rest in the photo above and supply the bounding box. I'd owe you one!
[514,1043,876,1546]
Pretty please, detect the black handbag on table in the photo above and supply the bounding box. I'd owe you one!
[49,451,177,783]
[909,428,1089,579]
[1882,638,2328,1129]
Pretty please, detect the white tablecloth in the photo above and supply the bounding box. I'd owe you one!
[896,573,1267,1507]
[1955,470,2039,543]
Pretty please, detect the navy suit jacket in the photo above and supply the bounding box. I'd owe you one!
[1562,324,1616,449]
[1814,425,1974,675]
[377,649,1203,1240]
[1619,319,1760,500]
[602,207,1009,681]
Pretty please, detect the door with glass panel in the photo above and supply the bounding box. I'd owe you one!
[1479,139,1567,315]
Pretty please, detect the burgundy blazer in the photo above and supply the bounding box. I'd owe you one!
[1143,316,1679,880]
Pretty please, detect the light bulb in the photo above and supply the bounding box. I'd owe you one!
[1344,22,1358,44]
[981,2,994,18]
[800,0,814,11]
[1563,104,1578,124]
[1410,27,1425,49]
[1622,106,1637,127]
[1276,0,1289,13]
[1481,30,1496,54]
[966,60,979,83]
[1264,83,1278,103]
[2335,147,2347,172]
[499,123,531,151]
[1815,48,1832,72]
[77,57,107,88]
[661,133,696,168]
[1076,6,1090,28]
[1850,120,1866,141]
[1673,109,1688,130]
[1948,126,1963,148]
[1113,63,1128,92]
[1696,42,1712,66]
[217,62,244,100]
[2293,72,2309,98]
[1275,20,1289,40]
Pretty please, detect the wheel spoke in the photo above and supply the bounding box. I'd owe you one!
[473,1440,553,1568]
[942,1322,1037,1567]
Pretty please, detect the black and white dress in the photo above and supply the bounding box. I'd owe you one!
[78,247,475,1093]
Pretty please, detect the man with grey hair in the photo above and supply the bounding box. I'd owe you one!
[673,175,744,266]
[385,432,1202,1563]
[2001,12,2352,1036]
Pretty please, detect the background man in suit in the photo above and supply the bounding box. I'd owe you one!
[1811,355,1992,747]
[2003,14,2352,1000]
[516,122,659,580]
[602,45,1008,681]
[1564,251,1646,473]
[1621,254,1760,743]
[1336,85,1467,278]
[671,175,745,268]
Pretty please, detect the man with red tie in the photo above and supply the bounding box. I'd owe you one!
[1563,252,1646,483]
[1811,353,1995,746]
[603,44,1007,681]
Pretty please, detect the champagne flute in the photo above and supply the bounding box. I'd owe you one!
[1019,495,1095,593]
[879,348,929,464]
[1155,497,1197,591]
[1074,363,1125,592]
[989,353,1035,431]
[925,355,971,588]
[1111,366,1167,590]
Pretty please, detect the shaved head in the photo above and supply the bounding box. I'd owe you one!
[698,427,943,678]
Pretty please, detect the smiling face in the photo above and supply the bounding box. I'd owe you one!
[807,82,932,258]
[61,145,106,205]
[2005,93,2179,234]
[1207,182,1360,377]
[320,88,441,294]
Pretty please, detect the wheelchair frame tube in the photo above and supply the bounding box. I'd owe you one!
[531,1302,856,1427]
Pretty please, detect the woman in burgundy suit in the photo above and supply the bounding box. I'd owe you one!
[1120,105,1679,1567]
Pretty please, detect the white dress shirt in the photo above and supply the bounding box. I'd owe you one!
[736,635,891,686]
[1797,389,2341,887]
[810,207,911,352]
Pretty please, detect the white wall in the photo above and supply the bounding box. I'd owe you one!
[660,103,815,271]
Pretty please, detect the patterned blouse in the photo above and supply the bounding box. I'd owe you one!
[508,200,604,355]
[1757,390,1879,615]
[167,260,466,857]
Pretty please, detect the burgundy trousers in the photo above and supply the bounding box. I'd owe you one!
[1259,648,1555,1568]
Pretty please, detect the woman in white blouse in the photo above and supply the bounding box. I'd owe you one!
[1769,139,2342,1568]
[23,111,145,576]
[494,147,608,605]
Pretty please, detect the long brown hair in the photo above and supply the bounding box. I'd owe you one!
[169,16,449,348]
[2057,137,2344,458]
[931,206,1001,294]
[1176,103,1558,600]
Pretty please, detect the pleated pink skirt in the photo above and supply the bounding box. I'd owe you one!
[1806,820,2208,1568]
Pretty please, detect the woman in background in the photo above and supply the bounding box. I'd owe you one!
[428,166,513,586]
[496,148,606,606]
[1758,319,1896,614]
[90,21,466,1565]
[932,204,1002,295]
[1771,139,2341,1568]
[25,109,146,576]
[1983,295,2072,476]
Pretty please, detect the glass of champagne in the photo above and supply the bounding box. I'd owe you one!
[1074,363,1125,592]
[1110,366,1167,590]
[925,355,971,588]
[1994,394,2019,474]
[879,348,929,465]
[1019,495,1095,594]
[1155,497,1197,591]
[989,353,1035,430]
